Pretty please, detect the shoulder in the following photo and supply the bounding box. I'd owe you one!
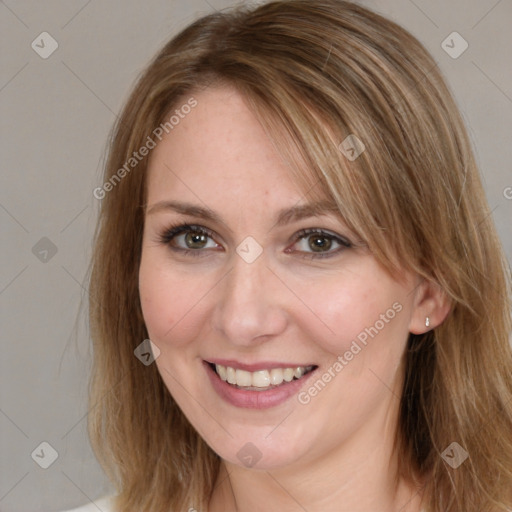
[58,495,116,512]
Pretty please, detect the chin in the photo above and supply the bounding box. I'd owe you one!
[203,424,317,471]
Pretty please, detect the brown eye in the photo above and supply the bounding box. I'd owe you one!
[159,224,221,255]
[184,231,209,249]
[289,229,352,258]
[308,235,333,252]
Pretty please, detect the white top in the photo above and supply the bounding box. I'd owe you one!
[59,496,510,512]
[61,496,424,512]
[59,496,115,512]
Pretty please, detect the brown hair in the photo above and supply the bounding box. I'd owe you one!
[88,1,512,510]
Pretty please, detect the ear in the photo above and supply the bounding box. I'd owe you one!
[408,278,452,335]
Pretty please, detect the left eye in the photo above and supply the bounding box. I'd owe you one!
[289,229,351,256]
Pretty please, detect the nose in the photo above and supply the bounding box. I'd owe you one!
[211,250,288,347]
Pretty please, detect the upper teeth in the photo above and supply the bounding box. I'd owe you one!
[215,364,313,388]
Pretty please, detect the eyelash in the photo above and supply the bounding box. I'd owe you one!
[158,224,219,258]
[157,223,352,259]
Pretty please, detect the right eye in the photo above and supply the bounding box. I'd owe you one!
[159,224,222,255]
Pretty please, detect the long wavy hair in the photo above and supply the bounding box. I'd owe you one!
[88,1,512,510]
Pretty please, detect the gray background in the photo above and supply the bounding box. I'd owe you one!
[1,0,510,511]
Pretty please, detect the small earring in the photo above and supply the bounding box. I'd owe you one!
[425,316,430,328]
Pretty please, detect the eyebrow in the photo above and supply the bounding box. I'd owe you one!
[146,199,342,228]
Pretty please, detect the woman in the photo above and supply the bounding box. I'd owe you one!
[67,1,512,511]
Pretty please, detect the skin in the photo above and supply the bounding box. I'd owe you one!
[138,85,450,512]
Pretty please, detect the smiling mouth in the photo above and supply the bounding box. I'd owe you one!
[208,362,317,391]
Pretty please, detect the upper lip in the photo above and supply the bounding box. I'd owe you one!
[205,358,317,372]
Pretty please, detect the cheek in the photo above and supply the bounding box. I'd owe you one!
[291,264,410,361]
[138,254,208,347]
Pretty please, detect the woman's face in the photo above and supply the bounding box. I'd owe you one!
[139,85,421,471]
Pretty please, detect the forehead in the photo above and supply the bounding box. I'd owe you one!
[145,85,328,209]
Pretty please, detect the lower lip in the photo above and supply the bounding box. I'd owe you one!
[204,361,316,409]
